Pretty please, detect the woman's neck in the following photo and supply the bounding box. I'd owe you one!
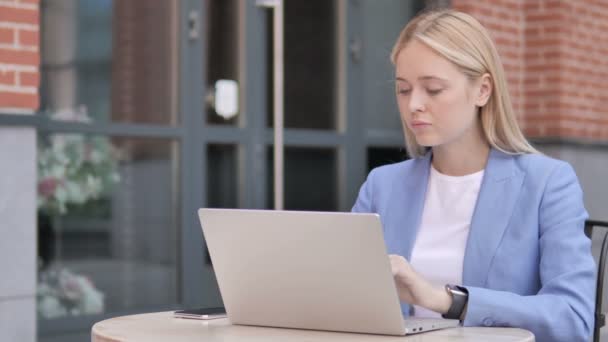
[432,145,489,176]
[431,124,490,176]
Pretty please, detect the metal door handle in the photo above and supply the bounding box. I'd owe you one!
[256,0,284,210]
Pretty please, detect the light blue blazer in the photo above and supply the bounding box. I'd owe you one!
[352,148,595,342]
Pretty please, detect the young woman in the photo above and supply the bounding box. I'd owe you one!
[352,9,595,342]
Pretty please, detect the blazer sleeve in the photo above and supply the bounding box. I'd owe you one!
[462,162,596,342]
[351,169,376,213]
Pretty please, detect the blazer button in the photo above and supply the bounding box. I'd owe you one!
[483,318,494,327]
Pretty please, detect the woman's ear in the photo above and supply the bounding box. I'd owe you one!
[475,73,492,107]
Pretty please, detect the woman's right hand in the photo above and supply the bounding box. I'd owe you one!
[388,254,452,315]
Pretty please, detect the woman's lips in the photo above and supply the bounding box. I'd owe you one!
[411,120,432,129]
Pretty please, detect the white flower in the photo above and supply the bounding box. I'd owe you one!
[38,295,68,319]
[38,267,105,318]
[111,172,121,183]
[90,149,103,164]
[37,109,122,217]
[64,181,86,204]
[54,184,67,199]
[78,279,104,314]
[49,164,67,179]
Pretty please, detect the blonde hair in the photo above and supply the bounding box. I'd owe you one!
[391,9,539,158]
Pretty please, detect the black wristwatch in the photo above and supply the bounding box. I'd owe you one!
[442,284,468,320]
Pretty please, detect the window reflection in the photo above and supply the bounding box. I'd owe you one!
[360,0,416,132]
[267,147,337,211]
[37,134,180,319]
[207,144,239,208]
[40,0,178,125]
[367,146,408,172]
[267,0,337,130]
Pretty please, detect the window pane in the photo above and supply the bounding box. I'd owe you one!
[267,0,337,130]
[267,147,337,211]
[205,0,240,126]
[37,134,180,319]
[367,146,408,172]
[207,144,238,208]
[360,0,416,131]
[40,0,178,125]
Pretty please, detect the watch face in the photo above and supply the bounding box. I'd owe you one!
[442,284,468,320]
[447,285,467,297]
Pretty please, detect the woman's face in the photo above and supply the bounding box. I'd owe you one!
[394,40,490,149]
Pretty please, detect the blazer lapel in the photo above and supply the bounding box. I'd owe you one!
[384,151,432,260]
[462,149,525,287]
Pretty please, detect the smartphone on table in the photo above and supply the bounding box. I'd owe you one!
[173,307,227,320]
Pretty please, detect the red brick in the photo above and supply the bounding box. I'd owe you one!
[546,0,565,8]
[526,14,556,22]
[19,70,38,87]
[523,50,541,59]
[523,77,541,86]
[0,49,39,65]
[526,63,560,72]
[503,1,520,11]
[0,91,38,110]
[522,2,541,11]
[0,27,14,44]
[523,126,540,137]
[529,115,608,125]
[0,70,16,85]
[561,127,588,138]
[524,103,541,111]
[18,29,38,46]
[0,6,39,25]
[544,26,564,35]
[455,4,475,13]
[526,38,561,47]
[543,51,560,61]
[478,6,494,18]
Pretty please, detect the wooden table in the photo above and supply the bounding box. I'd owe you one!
[92,311,535,342]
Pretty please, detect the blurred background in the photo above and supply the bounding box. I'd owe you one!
[0,0,606,341]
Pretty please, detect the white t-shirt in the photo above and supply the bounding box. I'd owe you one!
[410,164,484,318]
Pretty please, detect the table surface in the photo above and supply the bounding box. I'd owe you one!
[92,311,535,342]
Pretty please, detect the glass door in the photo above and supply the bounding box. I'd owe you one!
[37,0,184,340]
[195,0,422,308]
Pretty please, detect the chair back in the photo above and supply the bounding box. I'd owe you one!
[585,220,608,342]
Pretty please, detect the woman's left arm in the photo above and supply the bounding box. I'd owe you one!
[462,162,596,342]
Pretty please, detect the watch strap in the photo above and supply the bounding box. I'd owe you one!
[442,284,468,320]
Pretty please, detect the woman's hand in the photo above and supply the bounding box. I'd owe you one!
[388,254,452,314]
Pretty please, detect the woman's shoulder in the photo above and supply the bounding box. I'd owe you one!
[367,151,580,185]
[512,152,578,182]
[368,158,420,180]
[513,152,570,169]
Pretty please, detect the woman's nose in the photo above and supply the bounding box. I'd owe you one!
[408,89,425,113]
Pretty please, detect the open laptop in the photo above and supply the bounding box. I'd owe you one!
[198,208,459,335]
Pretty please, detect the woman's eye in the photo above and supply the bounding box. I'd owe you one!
[398,89,411,95]
[427,88,443,96]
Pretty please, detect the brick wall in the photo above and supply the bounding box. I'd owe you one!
[452,0,608,141]
[0,0,39,112]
